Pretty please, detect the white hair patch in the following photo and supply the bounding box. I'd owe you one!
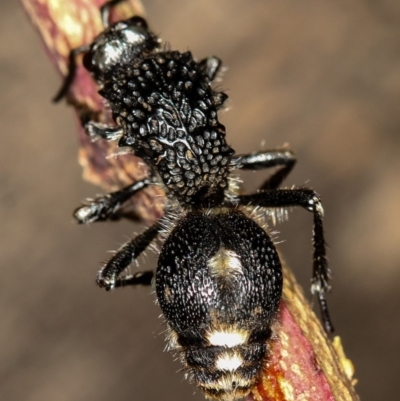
[208,248,243,278]
[215,353,243,371]
[206,329,249,347]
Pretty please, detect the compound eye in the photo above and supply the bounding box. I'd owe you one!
[127,16,148,28]
[82,51,93,72]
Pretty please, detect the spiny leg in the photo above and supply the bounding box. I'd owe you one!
[74,179,150,224]
[232,149,296,190]
[115,270,154,288]
[53,45,91,103]
[85,121,124,141]
[98,223,160,290]
[236,188,334,333]
[81,121,153,177]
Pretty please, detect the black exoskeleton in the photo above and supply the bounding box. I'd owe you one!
[55,1,333,400]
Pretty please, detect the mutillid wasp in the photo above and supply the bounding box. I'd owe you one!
[55,1,333,399]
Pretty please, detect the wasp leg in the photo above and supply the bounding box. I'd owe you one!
[85,121,124,141]
[100,0,130,28]
[232,149,296,190]
[114,270,154,288]
[199,56,222,81]
[74,179,151,224]
[198,56,228,109]
[53,45,91,103]
[236,188,333,333]
[97,223,160,290]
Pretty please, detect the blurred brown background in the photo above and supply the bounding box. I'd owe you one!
[2,0,400,400]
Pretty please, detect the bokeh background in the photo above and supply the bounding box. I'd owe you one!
[2,0,400,400]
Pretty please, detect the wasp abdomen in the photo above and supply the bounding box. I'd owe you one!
[157,210,282,399]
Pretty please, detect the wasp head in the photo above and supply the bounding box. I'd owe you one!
[83,16,160,80]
